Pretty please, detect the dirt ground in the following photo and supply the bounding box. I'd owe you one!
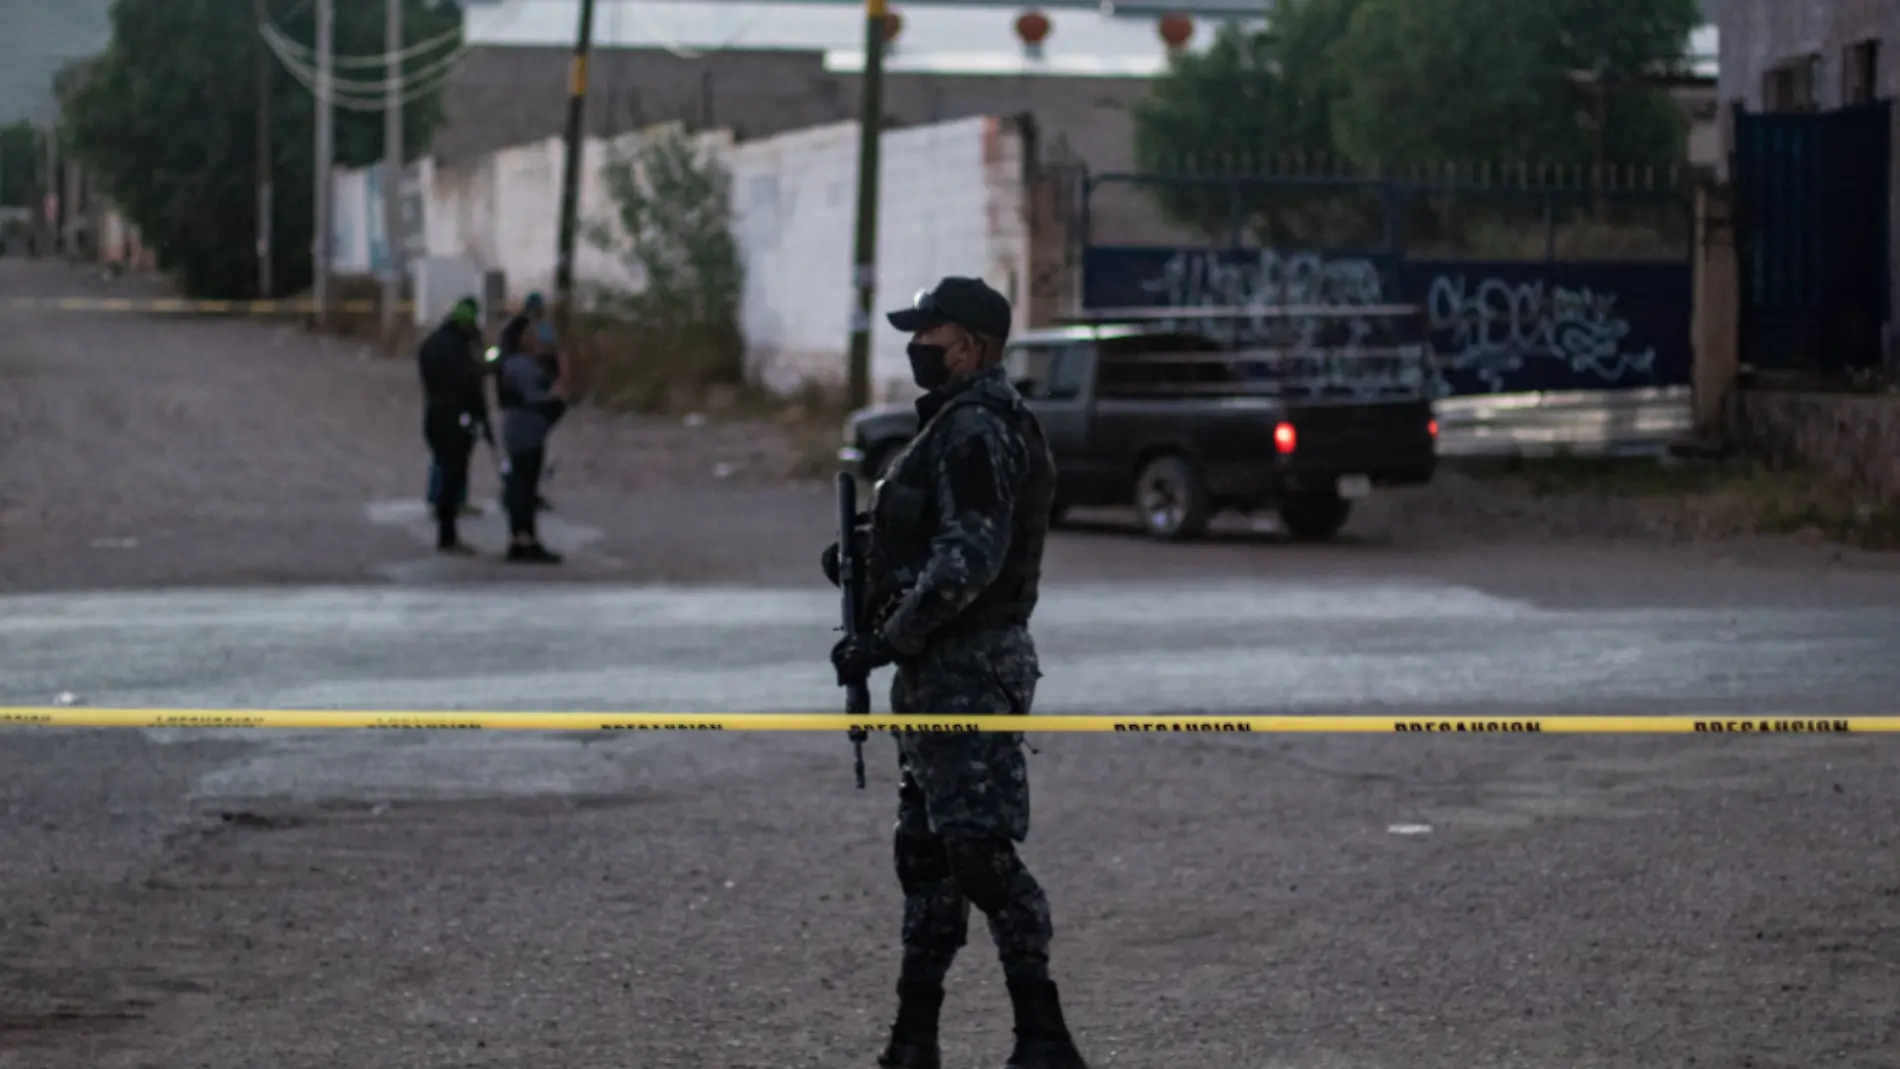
[6,259,1894,595]
[4,260,1900,1069]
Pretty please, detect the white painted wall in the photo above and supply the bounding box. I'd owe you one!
[393,113,1030,402]
[411,256,486,327]
[727,115,1029,400]
[414,125,722,308]
[331,166,372,275]
[331,159,436,279]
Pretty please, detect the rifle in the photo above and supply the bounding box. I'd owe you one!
[836,471,871,788]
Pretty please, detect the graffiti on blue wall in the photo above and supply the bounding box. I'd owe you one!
[1083,246,1691,397]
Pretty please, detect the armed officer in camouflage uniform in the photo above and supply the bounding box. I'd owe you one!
[825,277,1089,1069]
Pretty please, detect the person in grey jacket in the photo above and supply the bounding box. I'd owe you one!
[498,322,568,564]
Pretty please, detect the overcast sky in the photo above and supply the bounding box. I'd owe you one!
[0,0,113,125]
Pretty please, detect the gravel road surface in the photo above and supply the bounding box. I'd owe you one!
[3,260,1899,1069]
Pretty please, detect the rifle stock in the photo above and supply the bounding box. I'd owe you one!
[837,472,871,788]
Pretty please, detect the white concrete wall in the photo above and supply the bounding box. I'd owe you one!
[331,159,435,279]
[414,114,1029,402]
[727,115,1028,400]
[331,166,373,275]
[416,125,696,306]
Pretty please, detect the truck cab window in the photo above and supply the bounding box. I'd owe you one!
[1095,331,1236,396]
[1006,344,1085,401]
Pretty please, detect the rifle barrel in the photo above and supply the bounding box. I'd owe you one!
[837,472,870,787]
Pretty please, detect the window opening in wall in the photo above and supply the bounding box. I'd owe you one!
[1764,54,1822,113]
[1844,40,1881,105]
[1763,67,1792,112]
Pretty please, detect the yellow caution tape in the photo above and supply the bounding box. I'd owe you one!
[0,709,1885,734]
[2,297,412,315]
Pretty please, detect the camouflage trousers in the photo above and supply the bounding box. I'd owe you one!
[888,626,1053,986]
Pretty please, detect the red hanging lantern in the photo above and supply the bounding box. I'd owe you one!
[1157,13,1193,50]
[1014,10,1051,49]
[882,10,902,43]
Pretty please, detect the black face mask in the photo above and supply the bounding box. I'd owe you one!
[907,342,951,390]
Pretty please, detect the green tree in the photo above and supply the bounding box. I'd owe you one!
[584,126,746,401]
[1329,0,1699,170]
[1130,0,1371,244]
[61,0,459,298]
[0,121,46,207]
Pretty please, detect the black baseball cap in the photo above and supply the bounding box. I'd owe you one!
[887,276,1012,342]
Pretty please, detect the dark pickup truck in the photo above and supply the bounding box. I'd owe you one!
[838,306,1439,541]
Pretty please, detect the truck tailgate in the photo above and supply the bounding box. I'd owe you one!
[1280,399,1436,484]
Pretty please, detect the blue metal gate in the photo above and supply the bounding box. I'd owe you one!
[1077,168,1695,398]
[1734,101,1893,375]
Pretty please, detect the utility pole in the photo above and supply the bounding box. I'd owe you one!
[44,118,58,254]
[551,0,598,343]
[313,0,334,327]
[381,0,405,345]
[255,0,274,297]
[845,0,887,411]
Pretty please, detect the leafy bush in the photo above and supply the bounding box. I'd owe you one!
[581,127,746,410]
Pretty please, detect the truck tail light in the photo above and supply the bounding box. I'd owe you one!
[1273,421,1296,454]
[1428,418,1439,437]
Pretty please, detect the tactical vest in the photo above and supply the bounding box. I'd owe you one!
[870,378,1056,639]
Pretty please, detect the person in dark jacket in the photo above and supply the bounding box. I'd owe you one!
[417,297,492,554]
[496,292,543,350]
[498,321,567,563]
[495,292,560,512]
[825,277,1086,1069]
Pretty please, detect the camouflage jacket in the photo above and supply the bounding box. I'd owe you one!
[868,365,1056,658]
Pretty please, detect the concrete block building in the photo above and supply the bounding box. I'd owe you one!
[438,0,1244,168]
[440,0,1261,250]
[1717,0,1898,364]
[1717,0,1897,113]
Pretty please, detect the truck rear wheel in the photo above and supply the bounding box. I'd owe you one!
[1278,492,1352,541]
[1134,455,1211,541]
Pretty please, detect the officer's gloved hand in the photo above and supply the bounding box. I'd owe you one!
[832,633,897,685]
[821,542,841,587]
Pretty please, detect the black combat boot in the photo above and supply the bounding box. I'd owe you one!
[877,981,944,1069]
[1002,979,1088,1069]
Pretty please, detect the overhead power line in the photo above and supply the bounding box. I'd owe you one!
[259,19,466,93]
[256,5,469,110]
[268,20,462,69]
[618,4,772,60]
[272,51,471,111]
[264,26,468,99]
